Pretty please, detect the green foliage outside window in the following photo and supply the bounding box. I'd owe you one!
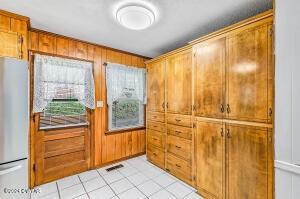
[44,100,86,116]
[112,98,140,127]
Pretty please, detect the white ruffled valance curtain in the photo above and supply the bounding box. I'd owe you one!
[106,62,146,105]
[33,54,95,113]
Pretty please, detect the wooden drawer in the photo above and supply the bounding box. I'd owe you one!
[166,153,192,185]
[147,145,165,169]
[147,111,165,122]
[147,121,165,132]
[167,114,192,127]
[167,124,192,140]
[147,129,165,149]
[167,135,191,160]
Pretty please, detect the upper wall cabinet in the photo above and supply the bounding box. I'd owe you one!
[147,59,165,112]
[0,11,28,60]
[227,24,273,123]
[194,38,226,119]
[166,49,192,115]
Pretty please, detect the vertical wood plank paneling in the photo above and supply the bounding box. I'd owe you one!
[68,40,76,57]
[87,44,95,61]
[29,31,39,51]
[93,47,102,166]
[56,37,69,56]
[139,130,146,153]
[75,41,88,59]
[38,33,56,54]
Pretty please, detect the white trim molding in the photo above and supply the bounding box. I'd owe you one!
[275,160,300,175]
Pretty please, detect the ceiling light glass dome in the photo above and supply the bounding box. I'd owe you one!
[116,5,155,30]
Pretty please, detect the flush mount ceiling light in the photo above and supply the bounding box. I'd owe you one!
[116,5,155,30]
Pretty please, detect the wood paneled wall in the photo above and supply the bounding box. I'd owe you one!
[29,29,147,171]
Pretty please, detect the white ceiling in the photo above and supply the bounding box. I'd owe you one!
[0,0,272,58]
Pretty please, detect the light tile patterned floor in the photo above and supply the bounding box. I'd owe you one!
[31,155,203,199]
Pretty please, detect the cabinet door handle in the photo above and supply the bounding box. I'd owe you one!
[226,104,231,114]
[226,129,231,138]
[220,104,225,113]
[162,102,165,109]
[175,164,181,168]
[220,128,224,137]
[175,145,181,149]
[269,108,273,117]
[175,119,181,122]
[166,102,169,109]
[175,131,182,134]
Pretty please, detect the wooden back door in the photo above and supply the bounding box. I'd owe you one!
[147,59,165,112]
[226,124,269,199]
[166,49,192,115]
[194,38,226,119]
[227,23,273,123]
[34,117,91,185]
[196,120,225,199]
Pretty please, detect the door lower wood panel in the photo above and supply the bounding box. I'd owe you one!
[226,124,269,199]
[196,120,224,199]
[35,126,90,185]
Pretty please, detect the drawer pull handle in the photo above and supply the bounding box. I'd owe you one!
[153,153,157,156]
[175,145,181,149]
[175,131,182,134]
[153,126,158,128]
[153,138,158,141]
[153,116,157,118]
[175,119,181,122]
[175,164,181,168]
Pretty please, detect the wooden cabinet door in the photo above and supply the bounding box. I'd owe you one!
[226,124,269,199]
[196,120,224,199]
[0,31,19,58]
[147,59,165,112]
[194,38,226,118]
[166,50,192,115]
[227,24,272,123]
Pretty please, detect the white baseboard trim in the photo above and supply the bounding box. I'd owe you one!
[275,160,300,175]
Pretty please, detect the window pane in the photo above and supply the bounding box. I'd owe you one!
[111,98,144,130]
[40,100,87,129]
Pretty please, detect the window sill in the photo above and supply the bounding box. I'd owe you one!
[40,122,89,131]
[105,126,146,135]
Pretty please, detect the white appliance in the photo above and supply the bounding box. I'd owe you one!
[0,57,29,199]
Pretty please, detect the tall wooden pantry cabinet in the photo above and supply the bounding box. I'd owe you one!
[146,10,274,199]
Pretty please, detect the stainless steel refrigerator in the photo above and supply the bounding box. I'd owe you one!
[0,57,29,199]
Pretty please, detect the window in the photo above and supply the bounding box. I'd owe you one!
[39,87,87,129]
[106,63,146,131]
[33,54,95,129]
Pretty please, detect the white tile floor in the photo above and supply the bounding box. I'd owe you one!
[31,155,203,199]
